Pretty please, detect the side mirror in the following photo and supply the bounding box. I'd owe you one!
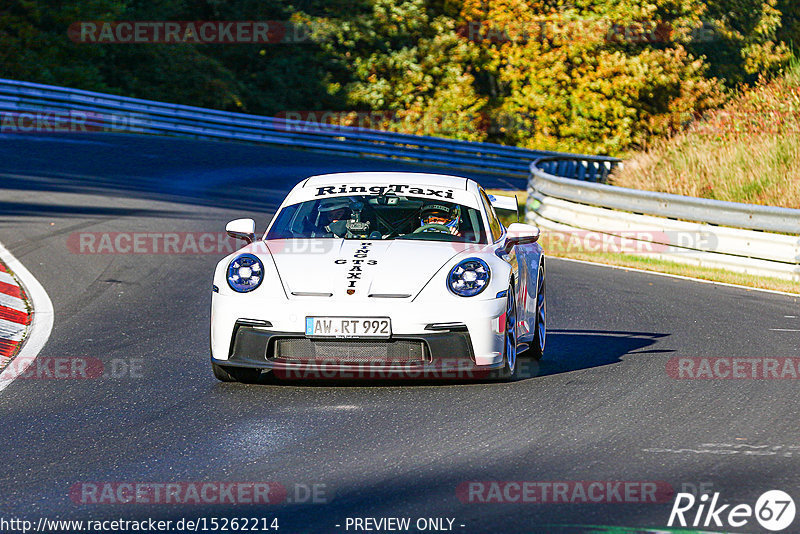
[504,223,540,252]
[226,218,256,244]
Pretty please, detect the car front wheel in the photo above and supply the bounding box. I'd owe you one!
[529,262,546,360]
[499,284,518,380]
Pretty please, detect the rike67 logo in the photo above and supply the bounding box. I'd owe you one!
[668,490,796,531]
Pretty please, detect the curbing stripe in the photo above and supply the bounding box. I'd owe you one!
[0,241,53,392]
[0,280,22,299]
[0,318,26,342]
[0,292,26,312]
[0,339,19,364]
[0,261,28,353]
[0,306,28,324]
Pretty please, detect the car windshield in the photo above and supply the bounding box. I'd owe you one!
[266,195,487,243]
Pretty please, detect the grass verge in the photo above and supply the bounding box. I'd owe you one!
[609,61,800,208]
[547,249,800,295]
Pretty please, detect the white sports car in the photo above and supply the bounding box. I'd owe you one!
[210,172,546,382]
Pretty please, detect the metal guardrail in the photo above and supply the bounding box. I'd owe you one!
[0,78,552,182]
[528,156,800,282]
[534,155,622,184]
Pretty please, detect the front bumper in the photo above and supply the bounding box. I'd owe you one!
[212,323,505,376]
[211,294,507,368]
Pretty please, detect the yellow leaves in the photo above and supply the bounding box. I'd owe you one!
[742,41,792,75]
[294,0,797,155]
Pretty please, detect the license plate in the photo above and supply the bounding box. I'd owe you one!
[305,317,391,338]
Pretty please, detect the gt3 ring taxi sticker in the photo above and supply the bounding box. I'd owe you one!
[334,242,377,295]
[315,184,455,199]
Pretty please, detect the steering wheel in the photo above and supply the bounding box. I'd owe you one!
[413,223,451,234]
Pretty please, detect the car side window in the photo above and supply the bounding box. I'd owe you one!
[479,190,504,242]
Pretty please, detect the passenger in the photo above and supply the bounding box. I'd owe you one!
[316,198,351,237]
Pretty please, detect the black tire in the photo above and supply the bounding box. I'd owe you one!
[524,261,546,361]
[498,284,519,381]
[211,362,262,383]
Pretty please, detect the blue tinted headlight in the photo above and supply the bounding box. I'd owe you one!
[227,254,264,293]
[447,258,490,297]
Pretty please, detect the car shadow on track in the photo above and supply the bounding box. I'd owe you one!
[531,329,671,379]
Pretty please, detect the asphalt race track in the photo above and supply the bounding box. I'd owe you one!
[0,133,799,533]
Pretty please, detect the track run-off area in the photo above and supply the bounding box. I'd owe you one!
[0,132,798,533]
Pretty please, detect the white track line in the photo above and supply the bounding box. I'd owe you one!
[0,241,54,393]
[551,257,800,298]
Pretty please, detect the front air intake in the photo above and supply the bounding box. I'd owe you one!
[271,338,428,364]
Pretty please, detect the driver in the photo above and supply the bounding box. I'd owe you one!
[317,198,351,237]
[419,203,461,236]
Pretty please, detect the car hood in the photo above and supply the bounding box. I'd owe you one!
[265,239,466,300]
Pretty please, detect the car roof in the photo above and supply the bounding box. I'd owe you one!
[302,172,473,190]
